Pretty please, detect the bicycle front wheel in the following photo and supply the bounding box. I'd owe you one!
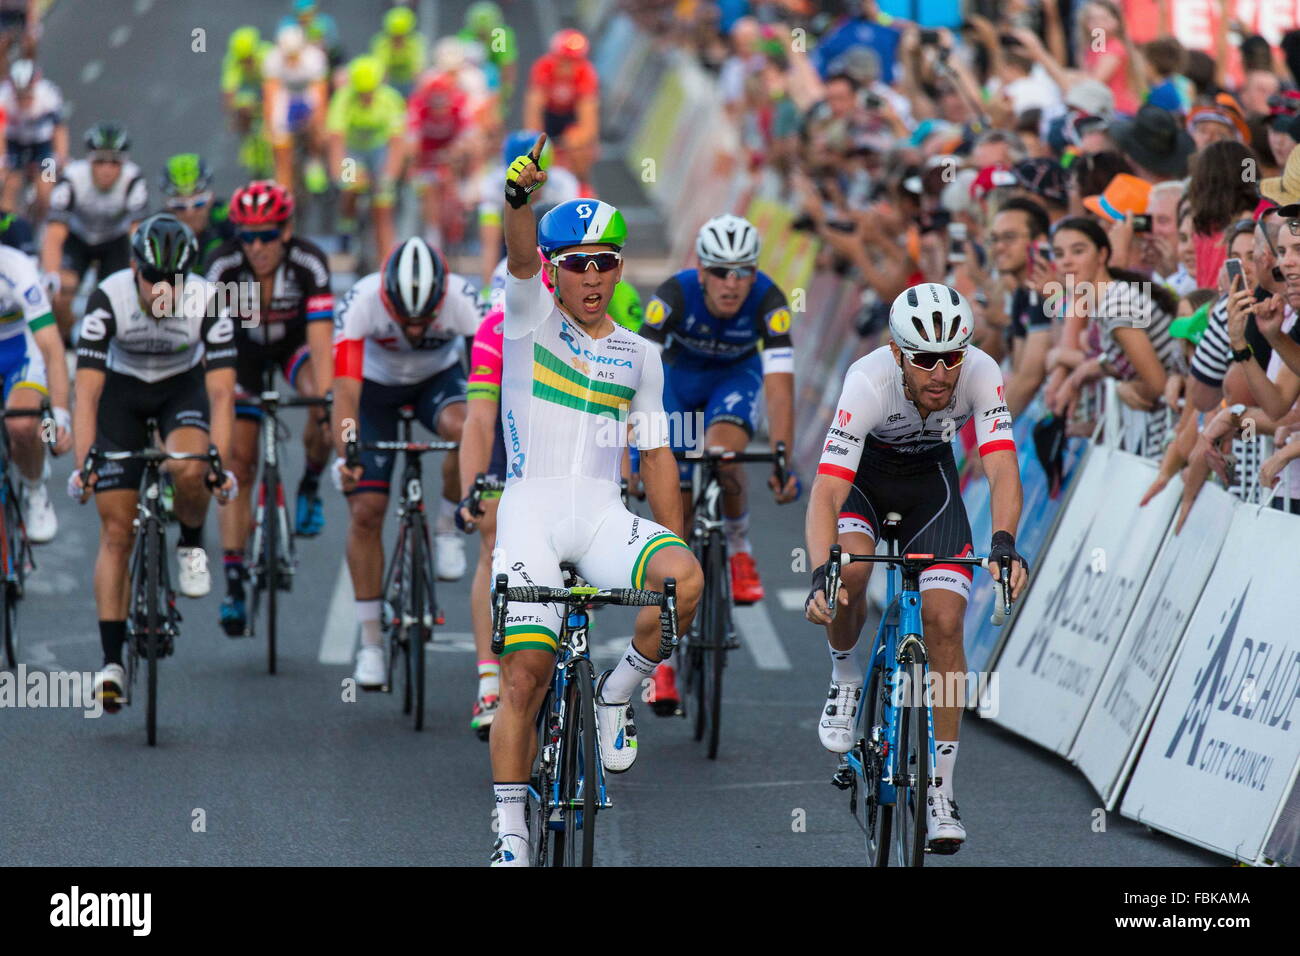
[893,652,929,867]
[555,657,598,867]
[857,659,892,867]
[0,497,15,668]
[263,477,280,675]
[409,513,430,731]
[705,532,727,759]
[528,688,555,866]
[144,520,162,747]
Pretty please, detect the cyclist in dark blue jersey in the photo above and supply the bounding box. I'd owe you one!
[638,214,800,706]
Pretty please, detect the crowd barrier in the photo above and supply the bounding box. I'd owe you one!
[598,16,1300,864]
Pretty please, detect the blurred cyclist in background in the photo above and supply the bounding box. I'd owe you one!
[370,5,425,99]
[459,1,517,115]
[263,23,330,197]
[524,29,599,189]
[158,154,233,272]
[0,57,65,223]
[222,27,274,180]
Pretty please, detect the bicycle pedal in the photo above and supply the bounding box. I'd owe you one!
[830,765,854,790]
[926,839,962,856]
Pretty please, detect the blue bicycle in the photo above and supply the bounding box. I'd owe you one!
[491,568,678,867]
[825,512,1011,866]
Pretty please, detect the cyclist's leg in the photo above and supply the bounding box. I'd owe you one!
[421,362,469,579]
[703,358,763,546]
[217,351,266,621]
[285,341,329,535]
[490,481,565,849]
[54,234,91,342]
[367,145,397,260]
[659,363,702,517]
[90,372,149,680]
[901,455,975,812]
[469,420,508,729]
[3,338,48,484]
[346,379,405,657]
[158,367,214,594]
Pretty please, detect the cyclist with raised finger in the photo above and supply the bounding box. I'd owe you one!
[803,283,1028,853]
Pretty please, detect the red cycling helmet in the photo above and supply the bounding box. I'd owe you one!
[229,180,295,226]
[550,28,589,59]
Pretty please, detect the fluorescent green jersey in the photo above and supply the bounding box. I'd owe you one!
[371,32,426,86]
[326,84,406,151]
[458,25,517,68]
[221,45,269,101]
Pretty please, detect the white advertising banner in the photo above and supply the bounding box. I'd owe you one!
[1121,505,1300,862]
[1071,482,1237,809]
[986,448,1178,755]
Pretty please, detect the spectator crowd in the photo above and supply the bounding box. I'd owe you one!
[622,0,1300,518]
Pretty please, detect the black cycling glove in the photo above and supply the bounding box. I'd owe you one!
[989,530,1028,574]
[806,565,828,615]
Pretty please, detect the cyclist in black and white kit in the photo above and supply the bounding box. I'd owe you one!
[804,283,1029,852]
[41,122,148,340]
[68,215,237,713]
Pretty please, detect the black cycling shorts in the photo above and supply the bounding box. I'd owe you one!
[6,139,52,169]
[348,364,467,496]
[93,366,209,493]
[63,233,130,282]
[837,445,974,598]
[234,327,310,418]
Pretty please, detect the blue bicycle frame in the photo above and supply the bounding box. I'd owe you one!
[842,549,937,814]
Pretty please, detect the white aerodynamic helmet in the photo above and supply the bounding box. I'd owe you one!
[889,282,974,353]
[696,214,760,267]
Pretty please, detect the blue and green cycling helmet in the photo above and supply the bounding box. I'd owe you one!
[537,199,627,256]
[502,130,551,171]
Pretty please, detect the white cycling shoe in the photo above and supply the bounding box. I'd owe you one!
[435,532,467,580]
[353,644,386,690]
[176,547,211,598]
[818,678,862,753]
[489,833,530,867]
[22,481,57,543]
[925,789,966,851]
[94,663,126,713]
[595,670,638,773]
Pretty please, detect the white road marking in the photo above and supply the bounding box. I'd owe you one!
[732,603,791,670]
[109,25,130,48]
[80,61,102,84]
[777,588,806,612]
[317,559,356,664]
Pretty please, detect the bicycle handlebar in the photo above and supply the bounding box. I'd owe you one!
[823,544,1014,626]
[490,574,680,661]
[344,438,459,469]
[80,444,225,491]
[466,473,504,517]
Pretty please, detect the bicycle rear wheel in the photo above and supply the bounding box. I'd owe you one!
[554,657,598,866]
[144,520,162,747]
[856,658,892,867]
[528,688,555,866]
[893,651,929,867]
[0,497,14,668]
[705,532,727,759]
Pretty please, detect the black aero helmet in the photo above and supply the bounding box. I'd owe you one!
[85,121,130,153]
[380,237,448,323]
[131,214,198,280]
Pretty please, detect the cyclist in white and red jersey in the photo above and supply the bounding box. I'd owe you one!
[332,237,484,690]
[406,71,471,250]
[804,282,1029,854]
[487,140,702,866]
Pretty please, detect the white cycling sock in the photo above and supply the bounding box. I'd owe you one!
[493,782,528,837]
[478,659,500,699]
[829,641,861,683]
[724,511,751,554]
[356,599,382,648]
[601,643,656,704]
[935,740,959,798]
[436,496,457,534]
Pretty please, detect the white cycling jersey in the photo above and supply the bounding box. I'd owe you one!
[501,268,668,484]
[0,77,63,145]
[75,270,237,383]
[817,344,1014,481]
[263,46,327,93]
[333,270,483,386]
[0,245,52,341]
[48,159,148,246]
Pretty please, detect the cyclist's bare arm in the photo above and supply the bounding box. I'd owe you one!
[502,134,547,279]
[331,375,361,459]
[764,370,796,497]
[639,445,685,539]
[52,122,68,167]
[982,447,1027,598]
[72,367,104,467]
[805,473,853,580]
[204,366,237,465]
[381,132,406,183]
[32,321,69,414]
[457,398,496,497]
[306,320,334,396]
[40,219,66,276]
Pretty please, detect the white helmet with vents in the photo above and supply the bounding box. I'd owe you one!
[889,282,974,352]
[695,214,760,267]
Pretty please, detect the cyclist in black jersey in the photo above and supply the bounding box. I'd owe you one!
[204,180,334,636]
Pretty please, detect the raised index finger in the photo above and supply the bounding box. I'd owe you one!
[530,133,547,163]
